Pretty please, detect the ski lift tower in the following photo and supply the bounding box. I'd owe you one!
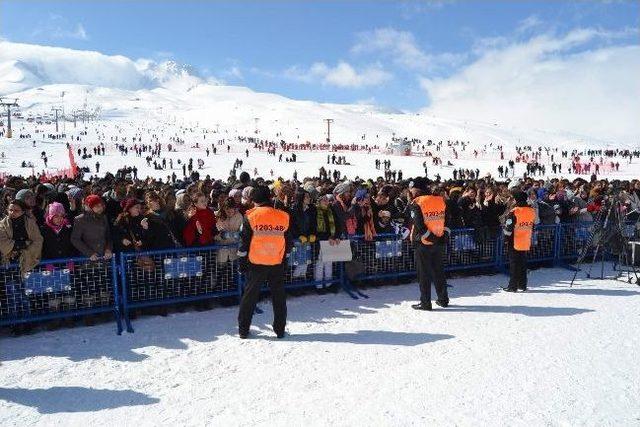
[0,97,19,139]
[324,118,334,143]
[51,107,63,134]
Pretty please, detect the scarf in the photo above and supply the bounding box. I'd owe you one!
[361,205,377,241]
[45,215,69,234]
[316,205,336,236]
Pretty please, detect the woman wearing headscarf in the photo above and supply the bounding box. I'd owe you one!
[40,202,75,260]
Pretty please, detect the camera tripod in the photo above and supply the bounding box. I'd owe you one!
[570,197,639,286]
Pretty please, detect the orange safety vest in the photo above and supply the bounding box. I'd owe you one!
[246,206,290,265]
[413,195,446,245]
[512,206,535,251]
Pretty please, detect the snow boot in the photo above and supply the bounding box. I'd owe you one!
[411,302,432,311]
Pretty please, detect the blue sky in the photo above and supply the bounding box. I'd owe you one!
[1,0,638,112]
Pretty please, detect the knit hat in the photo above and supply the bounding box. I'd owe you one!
[120,197,141,213]
[15,189,35,202]
[507,179,521,191]
[252,185,271,205]
[242,186,254,202]
[84,194,104,209]
[409,177,430,191]
[67,187,83,201]
[333,181,352,196]
[354,188,369,202]
[229,188,241,199]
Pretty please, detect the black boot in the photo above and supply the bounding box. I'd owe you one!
[502,286,517,292]
[239,330,250,339]
[435,300,449,308]
[411,302,432,311]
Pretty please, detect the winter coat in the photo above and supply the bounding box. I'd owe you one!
[113,215,146,252]
[144,212,179,250]
[215,211,243,262]
[183,207,217,246]
[481,199,506,228]
[290,204,317,239]
[215,211,243,243]
[40,223,76,260]
[457,196,483,229]
[446,197,464,229]
[0,213,43,274]
[70,211,113,257]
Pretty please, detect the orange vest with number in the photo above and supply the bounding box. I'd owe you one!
[413,195,446,245]
[512,206,535,251]
[246,206,290,265]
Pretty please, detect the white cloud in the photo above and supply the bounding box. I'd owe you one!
[421,28,640,142]
[284,61,392,88]
[516,15,543,34]
[352,27,467,72]
[225,66,243,80]
[32,14,89,41]
[74,24,88,40]
[352,28,429,70]
[399,0,457,18]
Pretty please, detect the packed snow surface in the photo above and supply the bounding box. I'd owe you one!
[1,267,639,426]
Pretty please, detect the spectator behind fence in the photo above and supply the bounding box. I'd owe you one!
[215,197,243,263]
[0,199,43,274]
[113,198,145,253]
[40,202,75,260]
[183,192,217,247]
[70,195,113,261]
[143,191,180,250]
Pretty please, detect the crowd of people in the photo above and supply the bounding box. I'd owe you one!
[0,157,639,336]
[1,167,639,277]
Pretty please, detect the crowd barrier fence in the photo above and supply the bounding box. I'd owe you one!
[1,221,637,334]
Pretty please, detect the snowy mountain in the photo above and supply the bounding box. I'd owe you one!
[0,40,627,148]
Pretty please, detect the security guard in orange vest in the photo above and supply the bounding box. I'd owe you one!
[409,177,450,311]
[237,185,292,338]
[502,190,537,292]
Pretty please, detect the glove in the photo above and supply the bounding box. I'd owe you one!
[299,236,308,244]
[309,234,317,243]
[238,258,248,273]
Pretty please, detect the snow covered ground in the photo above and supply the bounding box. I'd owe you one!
[3,116,638,183]
[1,266,639,426]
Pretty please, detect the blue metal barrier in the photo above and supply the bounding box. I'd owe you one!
[119,243,241,333]
[0,256,122,334]
[445,227,500,271]
[2,221,618,336]
[239,241,345,297]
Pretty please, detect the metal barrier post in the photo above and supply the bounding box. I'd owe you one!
[119,252,134,333]
[111,257,124,335]
[553,223,562,267]
[495,229,507,274]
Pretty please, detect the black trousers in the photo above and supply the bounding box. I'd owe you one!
[415,243,448,304]
[238,264,287,335]
[508,246,528,290]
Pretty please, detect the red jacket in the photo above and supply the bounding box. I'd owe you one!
[183,208,217,246]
